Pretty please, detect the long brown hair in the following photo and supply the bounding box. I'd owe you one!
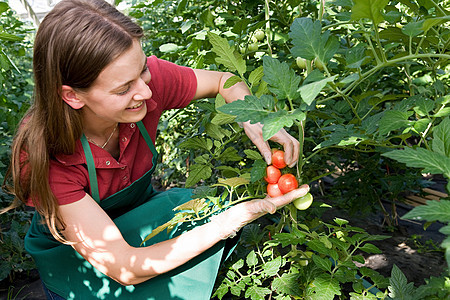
[2,0,143,242]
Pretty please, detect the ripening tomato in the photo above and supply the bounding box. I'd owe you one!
[264,165,282,184]
[267,183,283,197]
[278,173,298,194]
[272,150,287,169]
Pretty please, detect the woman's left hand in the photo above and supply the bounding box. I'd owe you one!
[241,121,300,168]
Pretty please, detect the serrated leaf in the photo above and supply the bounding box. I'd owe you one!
[223,75,243,89]
[413,97,434,116]
[245,286,271,300]
[261,111,296,141]
[298,75,337,105]
[251,159,266,182]
[312,254,332,272]
[207,31,246,75]
[434,107,450,118]
[217,95,270,124]
[263,256,282,276]
[262,56,300,101]
[249,66,264,86]
[345,43,369,69]
[217,176,250,188]
[245,149,262,160]
[402,200,450,223]
[310,274,341,299]
[211,112,236,125]
[180,137,213,151]
[185,164,212,187]
[379,110,414,135]
[351,0,390,25]
[246,250,258,267]
[382,148,450,177]
[388,264,415,299]
[218,147,242,162]
[289,18,338,63]
[272,273,302,296]
[359,243,382,254]
[432,117,450,157]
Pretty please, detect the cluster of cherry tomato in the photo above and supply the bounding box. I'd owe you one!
[264,149,313,210]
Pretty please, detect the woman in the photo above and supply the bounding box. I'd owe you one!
[3,0,308,299]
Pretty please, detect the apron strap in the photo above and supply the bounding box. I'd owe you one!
[80,134,101,203]
[80,121,158,204]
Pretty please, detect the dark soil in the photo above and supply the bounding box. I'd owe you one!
[1,180,447,299]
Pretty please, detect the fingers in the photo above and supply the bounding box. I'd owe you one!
[242,122,272,164]
[269,129,300,167]
[264,184,310,210]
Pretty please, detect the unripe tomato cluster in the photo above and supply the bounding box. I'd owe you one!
[264,149,313,210]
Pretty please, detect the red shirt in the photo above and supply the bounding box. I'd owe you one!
[46,56,197,205]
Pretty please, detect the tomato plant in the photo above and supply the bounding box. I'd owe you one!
[292,192,313,210]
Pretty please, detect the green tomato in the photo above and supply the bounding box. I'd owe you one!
[296,57,307,69]
[299,251,313,266]
[254,29,265,41]
[293,193,313,210]
[248,43,259,52]
[314,58,325,71]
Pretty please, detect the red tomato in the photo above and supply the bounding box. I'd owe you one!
[267,183,283,197]
[264,165,281,184]
[278,174,298,194]
[272,150,287,169]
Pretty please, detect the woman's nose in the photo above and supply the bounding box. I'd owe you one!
[133,79,152,100]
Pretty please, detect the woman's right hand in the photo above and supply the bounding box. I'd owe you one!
[210,184,310,239]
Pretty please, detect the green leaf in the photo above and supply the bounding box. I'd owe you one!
[159,43,179,53]
[185,164,212,187]
[250,159,266,182]
[432,117,450,157]
[207,31,246,75]
[218,147,242,162]
[272,273,302,296]
[262,56,300,101]
[434,107,450,118]
[382,148,450,177]
[246,250,258,267]
[298,74,337,105]
[289,18,338,63]
[402,200,450,223]
[0,32,23,42]
[422,16,450,33]
[248,66,264,86]
[180,137,213,151]
[345,43,369,69]
[217,95,271,124]
[217,176,249,188]
[223,75,243,89]
[312,254,332,272]
[211,112,235,125]
[351,0,390,25]
[359,243,382,254]
[402,21,424,37]
[245,286,271,300]
[263,255,282,276]
[261,110,305,141]
[245,149,262,160]
[413,97,434,116]
[310,274,341,299]
[388,264,415,299]
[379,110,414,135]
[0,2,9,14]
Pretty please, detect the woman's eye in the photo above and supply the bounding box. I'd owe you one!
[117,87,130,95]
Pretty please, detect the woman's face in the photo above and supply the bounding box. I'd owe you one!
[77,39,151,125]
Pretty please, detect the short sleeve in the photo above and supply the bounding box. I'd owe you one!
[147,56,197,111]
[48,160,89,205]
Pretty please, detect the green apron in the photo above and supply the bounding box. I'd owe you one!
[25,121,226,299]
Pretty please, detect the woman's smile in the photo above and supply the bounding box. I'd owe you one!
[127,101,145,110]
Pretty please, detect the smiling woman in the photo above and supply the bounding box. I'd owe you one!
[1,0,308,299]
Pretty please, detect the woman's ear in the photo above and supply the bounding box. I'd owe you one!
[61,85,85,109]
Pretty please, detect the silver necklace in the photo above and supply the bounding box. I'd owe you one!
[86,123,118,149]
